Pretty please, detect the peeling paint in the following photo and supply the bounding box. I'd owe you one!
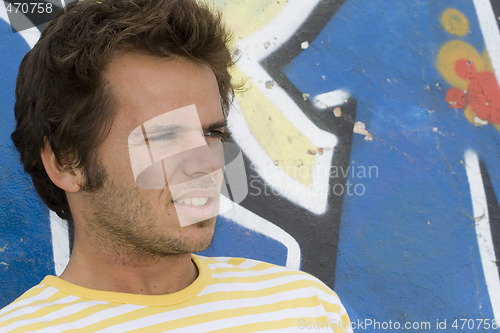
[333,107,342,117]
[265,80,275,89]
[353,121,373,141]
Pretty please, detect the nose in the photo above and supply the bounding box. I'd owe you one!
[161,142,224,186]
[181,144,215,178]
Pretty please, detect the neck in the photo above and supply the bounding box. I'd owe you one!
[59,232,199,295]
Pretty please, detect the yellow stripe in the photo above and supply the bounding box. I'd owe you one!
[66,278,341,331]
[127,297,329,332]
[0,291,73,328]
[210,262,279,274]
[222,257,247,266]
[211,269,321,285]
[7,285,46,306]
[341,312,351,328]
[9,302,124,333]
[197,279,338,305]
[63,306,165,333]
[0,286,49,317]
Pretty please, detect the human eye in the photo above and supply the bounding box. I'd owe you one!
[147,131,178,143]
[204,128,230,141]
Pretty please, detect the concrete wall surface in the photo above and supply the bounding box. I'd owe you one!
[1,0,500,332]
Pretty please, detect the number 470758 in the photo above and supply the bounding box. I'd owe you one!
[5,2,53,14]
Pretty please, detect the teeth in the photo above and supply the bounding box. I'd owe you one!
[175,197,209,206]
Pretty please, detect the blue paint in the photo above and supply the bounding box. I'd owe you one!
[285,0,499,330]
[0,18,54,308]
[198,215,288,267]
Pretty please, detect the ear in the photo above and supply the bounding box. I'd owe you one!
[40,141,84,193]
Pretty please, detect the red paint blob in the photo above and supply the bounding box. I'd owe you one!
[445,88,467,109]
[447,58,500,124]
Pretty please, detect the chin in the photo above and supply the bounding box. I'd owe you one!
[179,217,217,250]
[193,217,217,228]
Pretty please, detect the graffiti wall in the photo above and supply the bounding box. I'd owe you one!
[1,0,500,332]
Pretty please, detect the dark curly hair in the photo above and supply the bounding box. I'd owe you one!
[11,0,235,222]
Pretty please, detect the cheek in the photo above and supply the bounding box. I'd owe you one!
[104,145,137,180]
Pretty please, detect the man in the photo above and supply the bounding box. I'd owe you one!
[0,0,352,331]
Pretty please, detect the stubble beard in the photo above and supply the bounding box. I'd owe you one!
[83,171,216,262]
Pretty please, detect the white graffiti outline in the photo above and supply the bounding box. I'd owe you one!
[228,0,338,215]
[464,149,500,323]
[220,197,301,269]
[49,211,70,275]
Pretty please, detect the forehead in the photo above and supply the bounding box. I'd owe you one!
[104,53,223,131]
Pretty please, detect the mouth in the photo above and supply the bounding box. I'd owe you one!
[173,196,219,227]
[168,170,223,227]
[171,186,219,205]
[174,196,209,207]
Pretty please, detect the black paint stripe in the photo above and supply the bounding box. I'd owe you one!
[490,0,500,33]
[479,160,500,277]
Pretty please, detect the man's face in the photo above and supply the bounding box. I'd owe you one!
[81,53,226,257]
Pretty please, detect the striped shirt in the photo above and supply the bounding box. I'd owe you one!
[0,255,352,332]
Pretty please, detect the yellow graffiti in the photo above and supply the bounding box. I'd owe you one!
[436,40,487,91]
[209,0,286,40]
[437,9,500,131]
[440,8,469,36]
[232,68,316,187]
[207,0,318,187]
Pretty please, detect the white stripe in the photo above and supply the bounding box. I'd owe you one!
[237,258,268,269]
[211,266,295,279]
[221,198,301,269]
[473,0,500,85]
[209,257,232,263]
[207,262,235,270]
[93,287,339,332]
[0,285,47,316]
[0,295,80,330]
[199,273,328,295]
[464,149,500,323]
[49,211,70,276]
[0,287,60,319]
[168,305,328,333]
[31,304,144,333]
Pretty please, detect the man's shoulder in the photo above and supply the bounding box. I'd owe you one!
[0,279,50,317]
[196,255,352,332]
[196,255,341,298]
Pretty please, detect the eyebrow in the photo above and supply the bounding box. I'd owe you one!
[203,119,227,131]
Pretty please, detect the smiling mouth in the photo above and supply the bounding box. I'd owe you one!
[174,197,209,207]
[168,170,224,227]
